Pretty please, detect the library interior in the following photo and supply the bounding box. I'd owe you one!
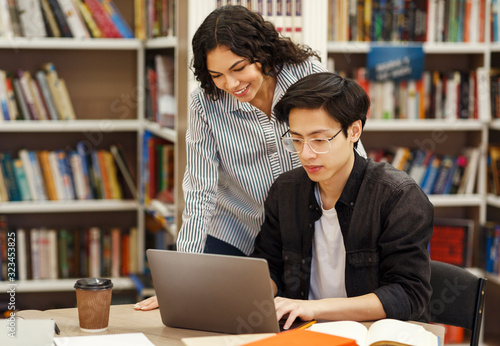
[1,0,500,345]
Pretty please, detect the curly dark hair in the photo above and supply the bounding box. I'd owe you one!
[191,5,321,100]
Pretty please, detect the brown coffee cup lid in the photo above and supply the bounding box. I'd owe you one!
[74,278,113,290]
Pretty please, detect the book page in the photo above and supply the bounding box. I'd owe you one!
[366,319,438,346]
[308,321,367,346]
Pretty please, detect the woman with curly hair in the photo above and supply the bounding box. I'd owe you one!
[135,5,363,310]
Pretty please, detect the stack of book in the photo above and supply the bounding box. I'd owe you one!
[368,146,480,195]
[327,0,486,43]
[145,54,175,128]
[215,0,304,43]
[0,142,137,202]
[332,67,491,122]
[0,217,139,281]
[134,0,175,40]
[142,131,174,207]
[482,222,500,277]
[0,63,76,122]
[0,0,134,39]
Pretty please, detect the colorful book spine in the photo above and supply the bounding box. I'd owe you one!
[98,0,134,38]
[0,152,22,201]
[76,141,94,199]
[28,150,48,201]
[13,158,32,201]
[83,0,122,38]
[47,0,73,37]
[35,70,60,121]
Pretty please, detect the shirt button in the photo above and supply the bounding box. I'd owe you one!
[309,205,313,209]
[350,202,354,206]
[302,259,305,264]
[309,223,312,228]
[300,292,305,297]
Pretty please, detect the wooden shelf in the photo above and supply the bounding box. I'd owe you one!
[143,121,177,143]
[489,120,500,131]
[327,41,488,54]
[0,120,140,132]
[0,277,135,293]
[428,194,483,207]
[0,200,139,214]
[364,119,485,132]
[0,38,142,50]
[145,36,177,49]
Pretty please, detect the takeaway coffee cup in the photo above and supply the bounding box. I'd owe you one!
[74,278,113,332]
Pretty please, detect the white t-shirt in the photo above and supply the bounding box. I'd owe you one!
[308,185,347,300]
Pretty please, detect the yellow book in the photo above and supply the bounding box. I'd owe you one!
[37,150,58,201]
[56,79,77,120]
[134,0,147,40]
[42,63,65,120]
[40,0,61,37]
[75,0,103,38]
[103,150,123,199]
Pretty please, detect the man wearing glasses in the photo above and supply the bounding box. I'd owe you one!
[251,72,433,329]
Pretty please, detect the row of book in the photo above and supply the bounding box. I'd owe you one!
[216,0,304,43]
[487,145,500,196]
[368,147,480,195]
[331,66,491,121]
[145,54,175,128]
[142,132,174,207]
[0,221,140,281]
[491,69,500,119]
[134,0,175,40]
[0,0,133,39]
[483,222,500,276]
[327,0,487,43]
[493,0,500,42]
[0,63,76,121]
[0,143,137,202]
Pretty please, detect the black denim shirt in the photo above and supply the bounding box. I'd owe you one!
[252,151,434,321]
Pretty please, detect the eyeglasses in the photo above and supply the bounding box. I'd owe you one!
[281,127,345,154]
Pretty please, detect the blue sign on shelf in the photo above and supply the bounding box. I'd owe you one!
[367,44,425,81]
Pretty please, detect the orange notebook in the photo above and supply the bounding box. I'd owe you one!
[242,329,357,346]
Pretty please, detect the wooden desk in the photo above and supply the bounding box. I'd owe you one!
[19,304,221,345]
[19,304,446,345]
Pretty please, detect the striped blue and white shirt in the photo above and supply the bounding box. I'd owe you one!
[177,59,327,255]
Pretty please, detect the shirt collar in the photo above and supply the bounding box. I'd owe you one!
[338,150,367,208]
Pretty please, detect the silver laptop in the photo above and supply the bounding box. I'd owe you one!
[147,249,281,334]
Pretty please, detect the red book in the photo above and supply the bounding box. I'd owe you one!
[83,0,122,38]
[121,231,130,276]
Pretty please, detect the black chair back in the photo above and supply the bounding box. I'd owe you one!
[429,260,487,346]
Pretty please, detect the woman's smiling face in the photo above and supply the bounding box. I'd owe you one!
[206,45,266,103]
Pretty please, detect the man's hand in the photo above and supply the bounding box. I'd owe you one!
[134,296,159,311]
[274,296,315,330]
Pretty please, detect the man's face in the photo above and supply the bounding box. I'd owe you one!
[288,107,357,184]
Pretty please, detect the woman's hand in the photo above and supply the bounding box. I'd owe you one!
[274,296,315,330]
[134,295,159,311]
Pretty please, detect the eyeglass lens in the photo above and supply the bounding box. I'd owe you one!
[283,138,330,153]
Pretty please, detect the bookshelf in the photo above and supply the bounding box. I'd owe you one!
[324,1,500,344]
[0,0,498,324]
[0,0,189,297]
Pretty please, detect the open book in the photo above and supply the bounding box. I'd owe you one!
[308,319,439,346]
